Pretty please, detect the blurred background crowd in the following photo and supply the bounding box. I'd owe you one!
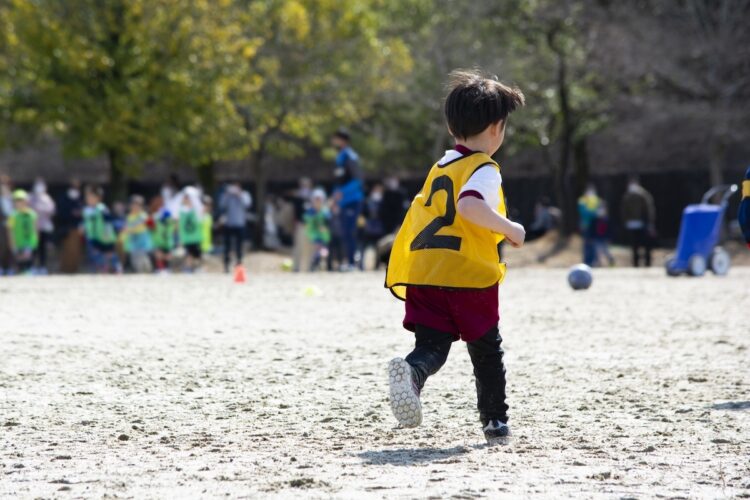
[0,1,748,275]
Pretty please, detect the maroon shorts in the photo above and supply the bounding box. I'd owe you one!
[403,284,499,342]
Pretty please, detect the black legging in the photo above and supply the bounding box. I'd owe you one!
[37,231,52,269]
[223,226,244,271]
[405,324,509,424]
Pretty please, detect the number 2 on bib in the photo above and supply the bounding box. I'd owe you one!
[410,176,462,251]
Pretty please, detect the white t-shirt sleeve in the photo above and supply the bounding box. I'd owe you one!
[459,165,502,209]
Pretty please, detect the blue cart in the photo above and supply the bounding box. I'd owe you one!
[665,184,738,277]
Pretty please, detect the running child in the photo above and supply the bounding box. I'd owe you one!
[82,186,121,273]
[6,190,38,274]
[385,70,526,443]
[304,188,332,271]
[178,189,203,272]
[122,195,153,273]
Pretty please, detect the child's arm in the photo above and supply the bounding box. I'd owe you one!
[457,197,525,247]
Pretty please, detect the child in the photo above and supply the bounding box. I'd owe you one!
[6,190,38,274]
[201,195,214,255]
[304,189,331,271]
[591,204,615,267]
[82,186,121,273]
[122,195,153,273]
[151,201,177,273]
[385,70,526,443]
[178,189,203,272]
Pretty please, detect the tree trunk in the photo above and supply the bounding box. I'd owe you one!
[249,150,267,250]
[573,137,590,197]
[107,149,128,203]
[553,39,576,235]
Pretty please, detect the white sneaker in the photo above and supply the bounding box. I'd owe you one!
[388,358,422,428]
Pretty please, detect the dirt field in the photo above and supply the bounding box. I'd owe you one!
[1,268,749,499]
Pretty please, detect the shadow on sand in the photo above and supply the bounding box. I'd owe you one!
[356,445,478,466]
[711,401,750,411]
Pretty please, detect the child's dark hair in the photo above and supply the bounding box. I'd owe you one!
[444,69,525,140]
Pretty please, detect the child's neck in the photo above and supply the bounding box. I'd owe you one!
[456,137,493,156]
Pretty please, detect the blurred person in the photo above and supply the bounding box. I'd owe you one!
[304,188,332,271]
[178,187,204,272]
[331,129,364,270]
[122,195,153,273]
[151,200,177,273]
[219,181,251,273]
[621,175,656,267]
[201,195,214,255]
[0,174,14,274]
[263,195,282,250]
[577,184,601,266]
[82,186,121,273]
[326,191,345,272]
[526,197,557,242]
[6,189,38,275]
[56,178,84,273]
[360,183,385,270]
[380,176,409,236]
[592,204,615,267]
[274,196,295,247]
[160,174,181,215]
[29,178,56,274]
[290,177,313,272]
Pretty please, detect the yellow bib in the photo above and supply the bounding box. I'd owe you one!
[386,152,507,300]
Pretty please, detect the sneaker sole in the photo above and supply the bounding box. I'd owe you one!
[388,358,422,428]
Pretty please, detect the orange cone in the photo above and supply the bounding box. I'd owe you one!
[233,264,247,284]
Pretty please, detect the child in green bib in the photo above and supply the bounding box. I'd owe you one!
[6,190,38,273]
[151,204,177,273]
[178,193,203,272]
[83,186,121,273]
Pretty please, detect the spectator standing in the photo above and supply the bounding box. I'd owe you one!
[56,179,84,273]
[304,189,331,271]
[379,176,408,236]
[577,184,602,266]
[326,192,345,272]
[28,178,56,274]
[621,175,656,267]
[122,195,153,273]
[360,184,385,270]
[290,178,313,272]
[0,174,14,274]
[6,189,38,274]
[331,129,364,271]
[592,204,615,267]
[219,181,251,273]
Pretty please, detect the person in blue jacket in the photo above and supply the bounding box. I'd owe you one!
[331,129,364,271]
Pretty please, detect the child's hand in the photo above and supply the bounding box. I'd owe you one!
[505,222,525,248]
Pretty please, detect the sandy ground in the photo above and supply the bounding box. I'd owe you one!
[1,267,749,499]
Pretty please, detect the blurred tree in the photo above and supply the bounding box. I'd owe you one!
[610,0,750,186]
[508,0,612,234]
[5,0,246,199]
[230,0,412,245]
[361,0,611,234]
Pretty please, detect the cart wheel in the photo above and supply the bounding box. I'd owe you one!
[709,247,731,276]
[665,256,680,276]
[687,254,707,277]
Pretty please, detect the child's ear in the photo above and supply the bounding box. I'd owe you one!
[496,120,506,135]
